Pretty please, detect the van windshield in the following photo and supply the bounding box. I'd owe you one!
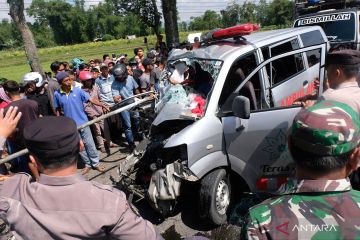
[155,57,223,119]
[294,12,356,42]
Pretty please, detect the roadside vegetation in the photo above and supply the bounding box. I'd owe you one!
[0,0,295,80]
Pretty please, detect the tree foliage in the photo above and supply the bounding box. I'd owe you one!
[26,0,149,46]
[190,0,295,31]
[0,0,296,50]
[113,0,161,36]
[189,11,223,31]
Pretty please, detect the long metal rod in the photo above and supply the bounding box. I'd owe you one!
[0,92,155,165]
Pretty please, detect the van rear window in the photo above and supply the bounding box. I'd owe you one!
[294,12,356,42]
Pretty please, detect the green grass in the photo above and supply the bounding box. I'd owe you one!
[0,32,189,81]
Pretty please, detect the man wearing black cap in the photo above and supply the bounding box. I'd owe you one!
[0,116,162,239]
[320,49,360,113]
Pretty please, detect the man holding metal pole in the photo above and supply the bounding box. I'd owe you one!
[53,72,109,174]
[112,64,142,150]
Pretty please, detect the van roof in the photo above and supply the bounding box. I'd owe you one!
[192,26,325,60]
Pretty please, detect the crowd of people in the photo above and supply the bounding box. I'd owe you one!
[0,46,168,179]
[0,37,360,239]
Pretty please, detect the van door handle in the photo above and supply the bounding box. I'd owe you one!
[236,125,245,132]
[303,80,308,87]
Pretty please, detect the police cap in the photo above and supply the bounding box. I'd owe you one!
[24,116,80,160]
[325,49,360,66]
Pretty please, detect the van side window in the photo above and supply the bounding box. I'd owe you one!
[306,49,321,67]
[219,53,260,115]
[262,38,305,86]
[300,30,325,47]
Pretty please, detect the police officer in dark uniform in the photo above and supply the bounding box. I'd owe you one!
[0,116,162,240]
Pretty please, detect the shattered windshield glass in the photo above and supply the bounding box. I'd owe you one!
[154,57,223,122]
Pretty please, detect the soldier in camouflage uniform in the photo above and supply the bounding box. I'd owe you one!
[242,100,360,240]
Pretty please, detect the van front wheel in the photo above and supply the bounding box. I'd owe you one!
[199,169,231,225]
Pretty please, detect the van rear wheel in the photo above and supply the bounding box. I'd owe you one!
[199,169,231,225]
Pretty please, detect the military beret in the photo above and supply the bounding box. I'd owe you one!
[325,49,360,66]
[290,100,360,156]
[24,116,80,160]
[55,72,69,82]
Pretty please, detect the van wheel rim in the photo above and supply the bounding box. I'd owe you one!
[215,180,230,215]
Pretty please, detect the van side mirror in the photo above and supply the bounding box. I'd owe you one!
[232,96,250,119]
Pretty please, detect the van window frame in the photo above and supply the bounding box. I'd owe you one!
[230,44,326,113]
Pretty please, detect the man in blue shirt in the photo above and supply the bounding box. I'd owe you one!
[54,72,109,174]
[95,63,115,107]
[111,64,141,149]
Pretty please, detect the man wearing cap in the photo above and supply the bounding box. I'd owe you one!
[79,71,110,154]
[295,50,360,109]
[242,100,360,240]
[320,49,360,113]
[54,72,109,174]
[112,64,141,149]
[139,58,155,93]
[0,116,162,240]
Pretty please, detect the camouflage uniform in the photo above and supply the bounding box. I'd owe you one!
[244,179,360,240]
[243,101,360,240]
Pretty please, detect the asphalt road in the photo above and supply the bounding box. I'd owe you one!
[0,145,263,240]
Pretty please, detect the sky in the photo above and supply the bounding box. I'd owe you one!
[0,0,239,22]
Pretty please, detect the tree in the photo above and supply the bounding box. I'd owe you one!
[7,0,43,74]
[28,0,75,44]
[239,1,257,23]
[221,2,240,27]
[0,19,21,49]
[189,10,222,31]
[179,21,188,32]
[267,0,295,26]
[161,0,179,47]
[256,0,269,26]
[113,0,161,37]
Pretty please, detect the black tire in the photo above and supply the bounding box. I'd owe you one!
[199,168,231,225]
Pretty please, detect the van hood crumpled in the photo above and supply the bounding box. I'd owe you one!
[152,102,195,127]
